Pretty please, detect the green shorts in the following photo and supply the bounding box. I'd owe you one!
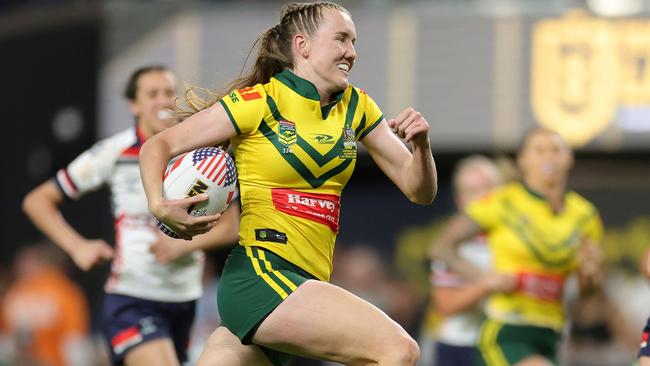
[477,319,561,366]
[217,245,315,366]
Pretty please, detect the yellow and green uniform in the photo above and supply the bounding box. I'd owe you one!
[216,70,384,365]
[465,182,603,365]
[219,69,383,282]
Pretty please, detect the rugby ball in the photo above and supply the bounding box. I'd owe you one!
[157,147,237,238]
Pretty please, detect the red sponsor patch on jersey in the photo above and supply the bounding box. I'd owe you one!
[516,272,565,302]
[271,188,341,232]
[238,87,261,101]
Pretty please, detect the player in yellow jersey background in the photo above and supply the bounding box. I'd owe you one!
[428,155,515,366]
[139,2,437,365]
[430,127,604,366]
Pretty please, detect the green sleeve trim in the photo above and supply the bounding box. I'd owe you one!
[219,99,241,135]
[359,114,384,140]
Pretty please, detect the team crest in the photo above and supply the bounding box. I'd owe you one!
[278,120,297,147]
[339,127,357,159]
[531,11,618,147]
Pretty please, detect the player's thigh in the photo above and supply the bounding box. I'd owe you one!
[197,326,272,366]
[252,279,417,364]
[125,338,179,366]
[641,356,650,366]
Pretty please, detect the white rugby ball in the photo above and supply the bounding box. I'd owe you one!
[157,147,237,238]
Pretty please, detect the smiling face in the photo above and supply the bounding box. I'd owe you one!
[293,8,357,100]
[128,70,178,137]
[518,129,574,187]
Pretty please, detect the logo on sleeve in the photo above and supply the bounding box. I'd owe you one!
[237,87,261,101]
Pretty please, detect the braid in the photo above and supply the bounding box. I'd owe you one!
[181,2,349,115]
[280,2,348,36]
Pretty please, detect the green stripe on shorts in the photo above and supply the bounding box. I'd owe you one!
[217,245,315,366]
[477,319,560,366]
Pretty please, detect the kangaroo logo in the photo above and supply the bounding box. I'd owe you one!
[313,134,335,144]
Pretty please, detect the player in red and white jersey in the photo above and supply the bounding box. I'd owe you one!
[23,65,240,366]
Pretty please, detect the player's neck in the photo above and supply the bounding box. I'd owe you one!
[524,178,566,211]
[137,120,155,140]
[290,66,333,106]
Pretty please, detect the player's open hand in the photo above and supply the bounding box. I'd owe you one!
[71,239,114,271]
[387,107,430,146]
[153,193,220,240]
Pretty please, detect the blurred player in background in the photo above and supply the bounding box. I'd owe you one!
[138,2,437,365]
[22,65,240,366]
[429,155,515,366]
[431,127,603,366]
[0,243,91,366]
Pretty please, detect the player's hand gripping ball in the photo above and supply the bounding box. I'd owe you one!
[157,147,237,238]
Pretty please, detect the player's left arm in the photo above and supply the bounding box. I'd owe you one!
[149,202,240,264]
[362,107,437,205]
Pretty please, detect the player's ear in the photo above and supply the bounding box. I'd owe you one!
[293,33,309,58]
[128,100,140,117]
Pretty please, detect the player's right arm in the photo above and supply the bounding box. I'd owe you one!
[22,181,113,271]
[141,87,266,239]
[428,214,484,279]
[430,188,506,279]
[140,102,238,239]
[149,201,240,264]
[432,268,515,316]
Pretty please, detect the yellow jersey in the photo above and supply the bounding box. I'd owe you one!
[219,70,384,281]
[465,182,603,330]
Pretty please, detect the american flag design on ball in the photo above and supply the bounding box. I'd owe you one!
[193,147,237,186]
[157,147,237,239]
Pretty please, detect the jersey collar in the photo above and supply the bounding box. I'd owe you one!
[274,69,345,106]
[522,182,546,201]
[522,182,569,214]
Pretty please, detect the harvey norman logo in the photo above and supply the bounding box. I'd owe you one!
[272,188,341,232]
[287,193,337,212]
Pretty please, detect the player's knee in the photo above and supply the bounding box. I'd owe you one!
[205,327,235,348]
[380,335,419,365]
